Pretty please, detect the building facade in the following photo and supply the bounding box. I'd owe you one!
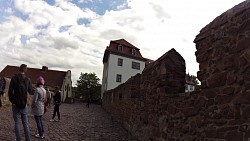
[101,39,148,98]
[0,65,73,104]
[185,74,197,93]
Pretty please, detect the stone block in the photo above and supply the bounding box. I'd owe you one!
[225,131,243,141]
[207,72,227,88]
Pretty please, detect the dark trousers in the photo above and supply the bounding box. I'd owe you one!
[86,100,90,108]
[47,98,51,107]
[52,104,60,120]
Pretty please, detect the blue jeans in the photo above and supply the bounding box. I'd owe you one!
[12,105,30,141]
[34,115,44,137]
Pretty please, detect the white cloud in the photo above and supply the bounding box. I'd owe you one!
[0,0,246,86]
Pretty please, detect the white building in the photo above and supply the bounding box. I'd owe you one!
[101,39,147,98]
[185,83,195,92]
[185,74,197,93]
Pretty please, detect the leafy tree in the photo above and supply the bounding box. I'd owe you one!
[190,75,200,85]
[76,72,101,101]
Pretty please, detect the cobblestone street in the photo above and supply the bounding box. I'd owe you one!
[0,103,137,141]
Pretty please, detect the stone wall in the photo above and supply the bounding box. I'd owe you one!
[103,49,188,140]
[193,0,250,140]
[1,77,11,106]
[102,1,250,141]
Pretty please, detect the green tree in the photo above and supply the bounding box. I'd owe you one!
[76,72,101,101]
[190,75,200,85]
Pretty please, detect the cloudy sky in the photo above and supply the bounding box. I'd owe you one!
[0,0,245,85]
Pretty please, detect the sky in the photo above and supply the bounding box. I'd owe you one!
[0,0,245,86]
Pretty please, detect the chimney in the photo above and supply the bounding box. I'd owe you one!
[42,66,48,72]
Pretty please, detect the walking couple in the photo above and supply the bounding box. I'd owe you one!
[8,64,61,141]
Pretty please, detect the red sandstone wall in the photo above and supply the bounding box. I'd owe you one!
[103,1,250,141]
[193,1,250,140]
[103,49,187,140]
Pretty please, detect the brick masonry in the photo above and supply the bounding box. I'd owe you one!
[102,1,250,141]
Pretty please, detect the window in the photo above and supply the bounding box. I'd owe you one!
[132,49,136,55]
[118,58,123,66]
[132,62,140,70]
[190,86,193,91]
[117,45,123,52]
[116,74,122,82]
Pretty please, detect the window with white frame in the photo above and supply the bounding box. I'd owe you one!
[116,74,122,82]
[117,58,123,66]
[132,61,140,70]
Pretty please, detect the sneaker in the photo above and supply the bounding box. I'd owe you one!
[35,134,45,139]
[49,119,54,122]
[55,119,60,122]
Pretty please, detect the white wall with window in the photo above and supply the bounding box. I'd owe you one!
[185,84,195,92]
[103,54,145,94]
[101,62,109,98]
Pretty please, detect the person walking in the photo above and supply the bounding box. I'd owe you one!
[8,64,32,141]
[45,87,51,107]
[85,95,90,108]
[50,86,61,122]
[31,76,46,139]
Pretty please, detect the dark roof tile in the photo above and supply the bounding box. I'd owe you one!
[0,65,67,88]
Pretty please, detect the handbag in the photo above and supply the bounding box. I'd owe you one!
[44,101,48,114]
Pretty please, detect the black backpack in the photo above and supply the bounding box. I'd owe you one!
[14,75,28,108]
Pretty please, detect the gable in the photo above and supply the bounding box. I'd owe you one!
[103,39,147,63]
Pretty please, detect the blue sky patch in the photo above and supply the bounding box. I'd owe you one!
[0,0,13,23]
[71,0,129,15]
[36,24,50,30]
[45,0,55,6]
[59,25,72,32]
[20,35,30,44]
[77,18,91,25]
[13,9,29,21]
[0,0,29,22]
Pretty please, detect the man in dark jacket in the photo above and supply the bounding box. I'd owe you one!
[8,64,32,141]
[50,86,61,122]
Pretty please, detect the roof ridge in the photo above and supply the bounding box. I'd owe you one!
[111,39,139,50]
[6,65,67,73]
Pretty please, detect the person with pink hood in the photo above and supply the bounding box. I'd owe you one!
[31,76,46,139]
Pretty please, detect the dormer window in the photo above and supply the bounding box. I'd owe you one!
[117,44,123,52]
[132,49,136,55]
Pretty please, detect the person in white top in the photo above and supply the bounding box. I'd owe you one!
[31,76,46,139]
[45,87,52,107]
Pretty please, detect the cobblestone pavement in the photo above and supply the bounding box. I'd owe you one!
[0,103,137,141]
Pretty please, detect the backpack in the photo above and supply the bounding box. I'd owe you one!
[14,75,28,108]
